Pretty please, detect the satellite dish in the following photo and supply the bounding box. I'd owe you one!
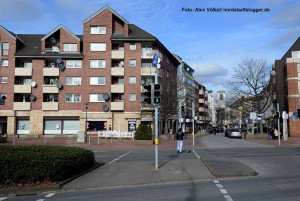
[31,81,37,88]
[56,82,63,89]
[1,95,6,100]
[102,104,109,112]
[103,93,110,101]
[157,64,161,69]
[58,62,65,70]
[56,58,62,64]
[50,37,56,44]
[30,94,36,101]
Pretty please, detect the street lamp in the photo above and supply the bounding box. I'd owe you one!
[84,102,88,142]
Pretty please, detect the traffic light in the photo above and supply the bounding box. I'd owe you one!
[298,109,300,117]
[142,84,153,104]
[181,105,185,116]
[153,84,160,104]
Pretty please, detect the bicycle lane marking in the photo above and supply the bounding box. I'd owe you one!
[108,151,132,164]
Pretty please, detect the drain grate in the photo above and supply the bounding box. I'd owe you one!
[16,193,37,196]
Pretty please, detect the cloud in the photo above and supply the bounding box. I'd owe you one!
[272,1,300,26]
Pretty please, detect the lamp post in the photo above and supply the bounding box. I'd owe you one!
[84,103,88,142]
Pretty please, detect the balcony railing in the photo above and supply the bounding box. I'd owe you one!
[111,50,124,59]
[14,85,32,93]
[111,84,124,93]
[45,46,60,53]
[111,102,124,111]
[15,67,32,76]
[141,67,156,75]
[13,102,31,110]
[42,86,59,93]
[43,68,60,76]
[111,67,125,76]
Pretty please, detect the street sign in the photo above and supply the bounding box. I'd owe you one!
[152,53,158,67]
[250,112,257,120]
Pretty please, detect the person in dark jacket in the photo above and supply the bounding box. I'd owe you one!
[176,128,184,153]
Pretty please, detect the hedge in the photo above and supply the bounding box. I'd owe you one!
[134,124,152,140]
[0,146,95,186]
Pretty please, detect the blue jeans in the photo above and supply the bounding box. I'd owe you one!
[177,140,183,153]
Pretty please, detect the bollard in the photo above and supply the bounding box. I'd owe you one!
[44,136,47,145]
[13,135,16,146]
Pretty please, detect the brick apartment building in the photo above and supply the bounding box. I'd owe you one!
[0,6,179,136]
[275,37,300,137]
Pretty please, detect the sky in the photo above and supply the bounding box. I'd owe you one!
[1,0,300,92]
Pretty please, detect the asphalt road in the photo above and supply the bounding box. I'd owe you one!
[2,133,300,201]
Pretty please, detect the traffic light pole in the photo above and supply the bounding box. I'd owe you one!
[154,69,159,170]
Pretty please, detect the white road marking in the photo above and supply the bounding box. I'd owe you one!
[214,179,219,184]
[108,151,132,164]
[224,195,234,201]
[36,199,45,201]
[192,149,200,159]
[45,193,55,197]
[0,197,8,201]
[216,184,223,188]
[220,189,228,194]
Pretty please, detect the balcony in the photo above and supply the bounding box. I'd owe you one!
[42,102,58,111]
[45,46,60,53]
[141,51,162,59]
[199,107,205,112]
[199,99,205,104]
[43,86,59,93]
[111,102,124,111]
[111,50,124,59]
[141,67,156,76]
[15,67,32,76]
[111,67,125,76]
[199,90,205,95]
[14,85,31,93]
[111,84,124,93]
[43,68,60,76]
[13,102,31,110]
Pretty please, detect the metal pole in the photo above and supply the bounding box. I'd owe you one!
[85,105,88,142]
[155,70,159,170]
[277,103,280,146]
[192,101,195,147]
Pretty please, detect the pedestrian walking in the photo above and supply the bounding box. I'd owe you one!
[176,128,184,153]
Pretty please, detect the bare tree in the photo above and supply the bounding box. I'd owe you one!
[226,57,273,114]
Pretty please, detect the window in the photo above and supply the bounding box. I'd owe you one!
[118,78,124,84]
[23,62,32,68]
[1,76,7,83]
[63,44,77,52]
[2,43,9,56]
[66,77,81,85]
[89,94,105,102]
[66,60,82,68]
[129,76,136,84]
[90,77,105,85]
[142,62,152,68]
[129,60,136,67]
[142,46,152,56]
[1,60,8,66]
[129,94,136,101]
[90,43,106,51]
[91,26,106,34]
[118,94,124,101]
[90,60,106,68]
[65,94,81,102]
[130,43,136,50]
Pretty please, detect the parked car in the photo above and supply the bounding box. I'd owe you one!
[225,128,242,139]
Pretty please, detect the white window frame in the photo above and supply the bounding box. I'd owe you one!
[66,77,81,85]
[66,60,82,68]
[130,43,136,50]
[129,59,136,67]
[2,42,9,56]
[1,60,8,67]
[129,76,136,84]
[90,43,106,51]
[129,93,136,101]
[1,76,8,83]
[63,44,77,52]
[90,26,106,34]
[89,94,105,102]
[90,76,105,85]
[65,94,81,102]
[90,60,106,68]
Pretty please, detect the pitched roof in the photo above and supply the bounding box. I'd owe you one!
[15,34,83,58]
[84,5,129,24]
[41,24,80,42]
[111,24,156,41]
[281,37,300,59]
[0,25,25,44]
